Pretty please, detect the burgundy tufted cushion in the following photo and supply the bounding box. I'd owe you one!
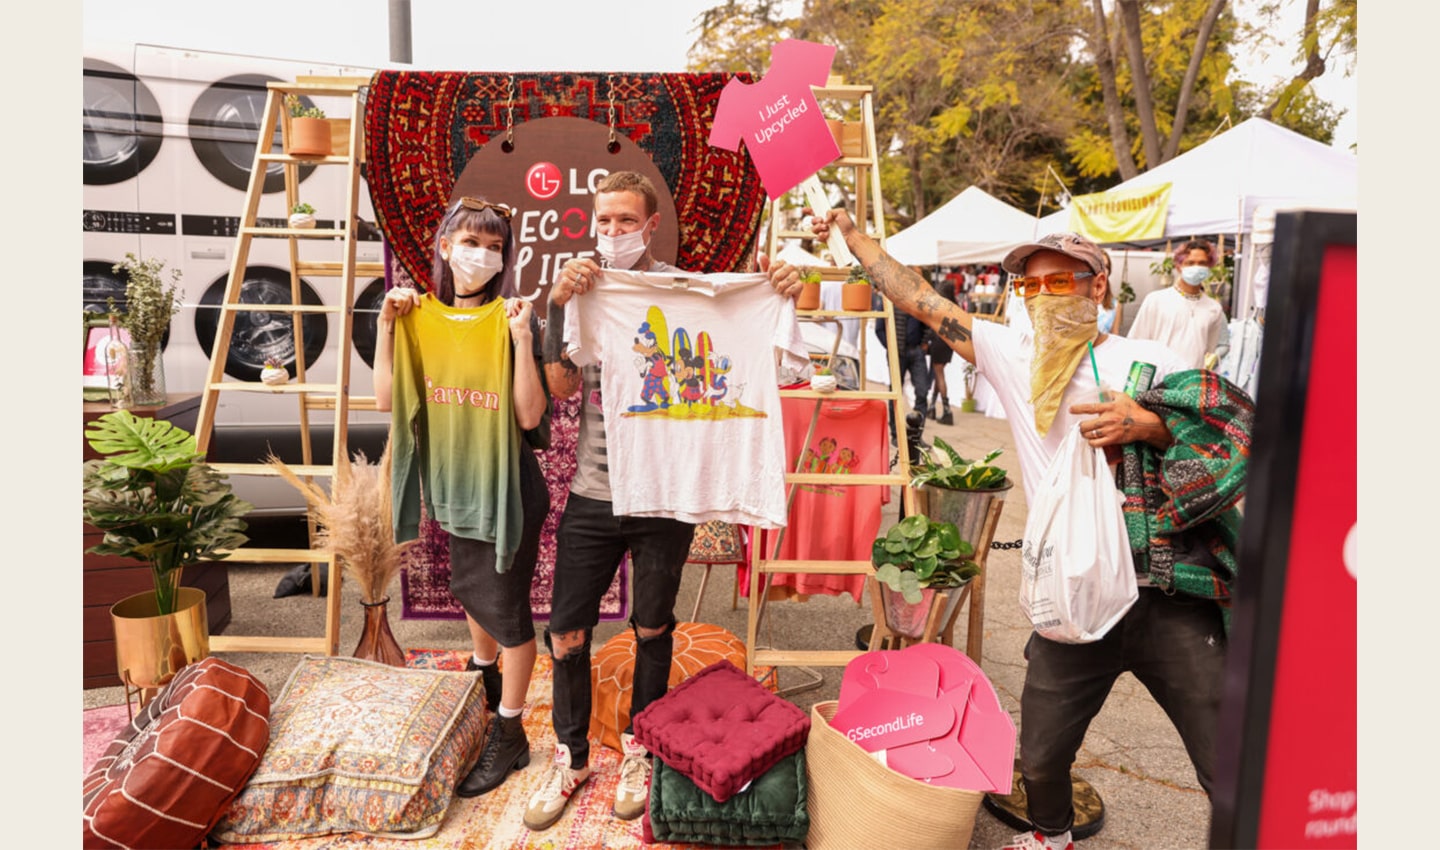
[631,659,809,804]
[82,658,271,850]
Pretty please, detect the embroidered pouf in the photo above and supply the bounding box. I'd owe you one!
[210,654,488,842]
[591,622,759,754]
[82,657,271,850]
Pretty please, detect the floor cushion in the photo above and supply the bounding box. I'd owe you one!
[631,659,810,804]
[210,654,487,842]
[647,750,809,845]
[82,657,271,850]
[590,621,749,753]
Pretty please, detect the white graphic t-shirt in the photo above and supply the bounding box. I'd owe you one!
[564,270,808,527]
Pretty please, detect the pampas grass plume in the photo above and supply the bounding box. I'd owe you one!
[265,440,411,604]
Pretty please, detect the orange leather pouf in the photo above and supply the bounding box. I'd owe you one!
[590,622,774,753]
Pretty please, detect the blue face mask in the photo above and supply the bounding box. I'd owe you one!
[1180,266,1211,286]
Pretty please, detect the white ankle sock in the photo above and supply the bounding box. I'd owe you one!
[498,704,523,719]
[472,654,497,667]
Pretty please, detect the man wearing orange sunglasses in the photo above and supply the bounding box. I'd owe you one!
[812,209,1249,850]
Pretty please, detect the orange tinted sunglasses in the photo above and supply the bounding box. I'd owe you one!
[1010,270,1094,298]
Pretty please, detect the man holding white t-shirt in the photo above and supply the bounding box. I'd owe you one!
[529,171,804,832]
[811,212,1251,850]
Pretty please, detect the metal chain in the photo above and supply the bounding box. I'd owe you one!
[606,73,618,149]
[504,75,517,149]
[991,539,1023,550]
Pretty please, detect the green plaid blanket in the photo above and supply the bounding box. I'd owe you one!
[1118,369,1254,632]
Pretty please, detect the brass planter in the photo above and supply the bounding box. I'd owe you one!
[111,586,210,711]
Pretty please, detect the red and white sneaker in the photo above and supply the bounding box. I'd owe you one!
[522,744,591,831]
[612,732,652,820]
[1000,830,1074,850]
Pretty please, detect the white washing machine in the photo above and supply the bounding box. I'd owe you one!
[85,42,383,430]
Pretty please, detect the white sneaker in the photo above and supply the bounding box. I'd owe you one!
[612,732,652,820]
[522,744,591,831]
[1000,830,1074,850]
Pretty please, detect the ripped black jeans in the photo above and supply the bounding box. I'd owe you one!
[545,494,695,768]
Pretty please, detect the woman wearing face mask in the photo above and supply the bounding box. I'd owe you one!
[375,195,550,798]
[1125,238,1228,369]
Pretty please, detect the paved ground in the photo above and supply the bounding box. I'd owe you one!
[83,406,1213,849]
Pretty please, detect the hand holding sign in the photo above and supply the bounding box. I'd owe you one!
[801,175,855,267]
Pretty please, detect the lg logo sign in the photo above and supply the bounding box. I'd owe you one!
[526,162,562,201]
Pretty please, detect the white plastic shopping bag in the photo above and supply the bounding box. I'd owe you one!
[1018,426,1138,643]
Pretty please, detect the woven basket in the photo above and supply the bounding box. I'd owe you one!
[805,700,983,850]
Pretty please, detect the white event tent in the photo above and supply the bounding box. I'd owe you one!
[1033,117,1356,242]
[887,186,1039,267]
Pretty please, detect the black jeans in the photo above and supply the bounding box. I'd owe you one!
[1020,588,1227,835]
[545,493,695,767]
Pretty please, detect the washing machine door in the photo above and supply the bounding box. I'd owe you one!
[83,58,163,186]
[188,74,317,193]
[194,266,327,381]
[352,278,387,369]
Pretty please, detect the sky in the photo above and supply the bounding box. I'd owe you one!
[81,0,1356,150]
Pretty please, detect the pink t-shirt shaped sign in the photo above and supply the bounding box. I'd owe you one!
[709,39,841,200]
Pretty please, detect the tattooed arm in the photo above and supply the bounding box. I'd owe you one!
[543,299,582,399]
[812,209,978,364]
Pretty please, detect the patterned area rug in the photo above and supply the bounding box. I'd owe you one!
[362,71,767,290]
[399,394,629,623]
[85,651,738,850]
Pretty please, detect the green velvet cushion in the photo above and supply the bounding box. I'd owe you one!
[648,750,809,845]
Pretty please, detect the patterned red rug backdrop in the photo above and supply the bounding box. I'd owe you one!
[367,71,767,624]
[362,70,767,291]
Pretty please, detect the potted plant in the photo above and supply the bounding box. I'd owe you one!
[83,410,252,699]
[809,362,837,393]
[842,264,873,311]
[111,252,181,407]
[797,266,823,311]
[959,362,979,413]
[289,201,317,230]
[871,514,979,639]
[284,93,331,158]
[261,356,290,386]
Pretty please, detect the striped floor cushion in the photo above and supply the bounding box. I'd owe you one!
[82,657,271,850]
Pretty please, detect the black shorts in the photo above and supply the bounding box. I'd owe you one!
[447,445,549,647]
[924,329,954,365]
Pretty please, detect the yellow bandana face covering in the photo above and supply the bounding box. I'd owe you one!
[1027,295,1099,436]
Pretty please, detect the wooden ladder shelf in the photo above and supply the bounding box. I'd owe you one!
[745,81,918,678]
[193,78,372,656]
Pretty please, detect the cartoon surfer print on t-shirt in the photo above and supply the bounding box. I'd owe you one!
[621,305,763,420]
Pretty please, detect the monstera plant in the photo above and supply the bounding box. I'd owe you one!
[82,410,252,615]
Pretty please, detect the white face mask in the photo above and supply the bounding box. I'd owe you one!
[596,227,649,269]
[448,244,504,294]
[1180,265,1211,286]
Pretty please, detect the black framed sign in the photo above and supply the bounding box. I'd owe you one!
[1210,210,1357,848]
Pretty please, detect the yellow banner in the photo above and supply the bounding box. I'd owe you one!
[1067,182,1172,243]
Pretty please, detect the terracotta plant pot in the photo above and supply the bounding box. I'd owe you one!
[797,280,822,311]
[842,283,872,311]
[825,118,865,158]
[287,116,332,158]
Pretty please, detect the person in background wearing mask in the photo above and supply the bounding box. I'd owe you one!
[811,210,1251,850]
[375,196,551,799]
[1126,238,1227,369]
[527,171,803,832]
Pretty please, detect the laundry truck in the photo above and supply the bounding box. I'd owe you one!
[83,42,391,517]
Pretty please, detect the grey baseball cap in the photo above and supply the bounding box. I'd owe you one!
[1001,232,1107,276]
